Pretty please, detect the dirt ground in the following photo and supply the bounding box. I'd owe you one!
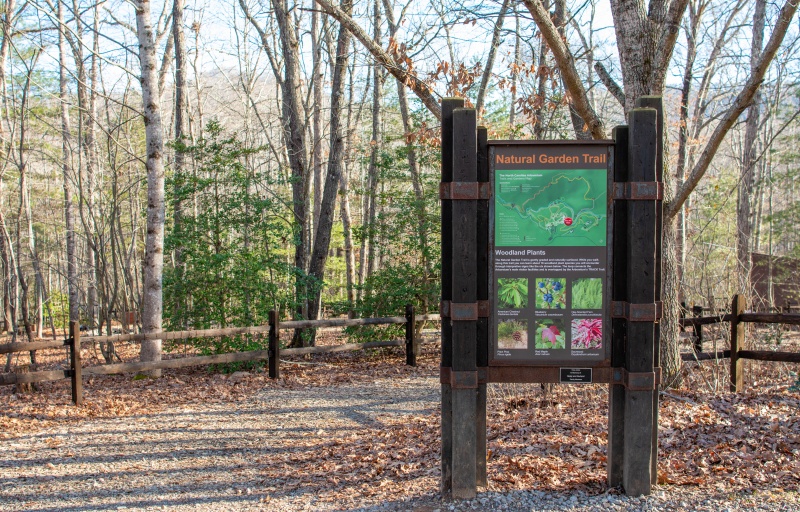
[1,326,799,509]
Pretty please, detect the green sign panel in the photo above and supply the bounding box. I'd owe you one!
[495,168,607,247]
[490,143,612,366]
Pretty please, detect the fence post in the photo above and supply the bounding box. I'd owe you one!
[730,294,745,392]
[692,305,703,354]
[405,304,416,366]
[680,302,686,332]
[70,321,83,405]
[269,310,280,379]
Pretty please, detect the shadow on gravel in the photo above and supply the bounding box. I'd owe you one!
[1,379,442,511]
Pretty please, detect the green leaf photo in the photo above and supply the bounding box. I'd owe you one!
[497,278,528,309]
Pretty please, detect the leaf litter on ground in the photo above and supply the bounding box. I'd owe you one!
[1,327,799,506]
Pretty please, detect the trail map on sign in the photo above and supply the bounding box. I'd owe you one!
[495,169,606,247]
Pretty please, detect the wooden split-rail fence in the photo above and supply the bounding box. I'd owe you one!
[0,305,440,405]
[680,294,800,391]
[4,294,797,402]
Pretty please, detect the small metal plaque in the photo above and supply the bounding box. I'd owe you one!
[560,368,592,384]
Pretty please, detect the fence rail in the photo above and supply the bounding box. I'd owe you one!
[1,306,441,404]
[680,294,800,391]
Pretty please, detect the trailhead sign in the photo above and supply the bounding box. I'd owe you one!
[440,97,662,500]
[490,142,612,366]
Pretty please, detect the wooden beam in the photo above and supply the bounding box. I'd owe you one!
[738,350,800,363]
[84,350,273,375]
[440,97,464,496]
[449,107,478,500]
[680,315,734,326]
[269,310,280,379]
[405,304,416,367]
[281,340,403,356]
[80,315,429,346]
[0,340,66,355]
[476,125,489,488]
[622,107,657,496]
[608,124,629,488]
[0,369,69,386]
[730,294,745,392]
[70,321,83,405]
[740,312,800,325]
[637,96,664,487]
[279,317,406,329]
[681,350,731,361]
[0,337,423,387]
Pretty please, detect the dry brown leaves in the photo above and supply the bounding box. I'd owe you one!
[2,329,799,501]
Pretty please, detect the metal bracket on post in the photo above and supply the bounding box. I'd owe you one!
[611,301,663,322]
[439,182,491,200]
[440,300,490,320]
[612,367,661,391]
[440,367,479,389]
[612,182,663,201]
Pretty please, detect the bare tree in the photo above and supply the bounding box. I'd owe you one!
[306,0,352,342]
[736,0,766,296]
[526,0,798,385]
[364,0,382,280]
[171,0,188,326]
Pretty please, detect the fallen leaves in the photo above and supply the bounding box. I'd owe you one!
[2,329,800,505]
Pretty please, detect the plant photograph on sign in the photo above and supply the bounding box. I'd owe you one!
[497,278,528,309]
[571,318,602,350]
[497,319,528,349]
[572,278,603,309]
[535,318,566,349]
[535,278,566,309]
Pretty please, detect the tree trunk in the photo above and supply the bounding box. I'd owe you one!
[554,0,590,139]
[382,0,430,270]
[314,0,441,120]
[475,0,509,118]
[15,52,40,364]
[271,0,311,347]
[675,2,700,302]
[0,218,10,332]
[341,49,358,316]
[135,0,167,376]
[0,0,12,334]
[311,3,324,235]
[365,0,382,280]
[736,0,766,297]
[172,0,188,327]
[69,0,99,336]
[533,1,549,140]
[306,0,353,344]
[509,8,520,136]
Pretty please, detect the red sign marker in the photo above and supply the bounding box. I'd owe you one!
[564,217,573,226]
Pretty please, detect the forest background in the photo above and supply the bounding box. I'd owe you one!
[1,0,799,385]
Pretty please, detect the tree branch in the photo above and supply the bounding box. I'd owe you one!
[594,61,624,108]
[476,0,510,117]
[667,0,799,220]
[314,0,441,120]
[654,0,690,81]
[522,0,605,139]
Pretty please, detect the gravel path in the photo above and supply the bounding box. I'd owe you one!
[2,373,798,511]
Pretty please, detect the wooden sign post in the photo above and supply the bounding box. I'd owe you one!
[440,97,663,498]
